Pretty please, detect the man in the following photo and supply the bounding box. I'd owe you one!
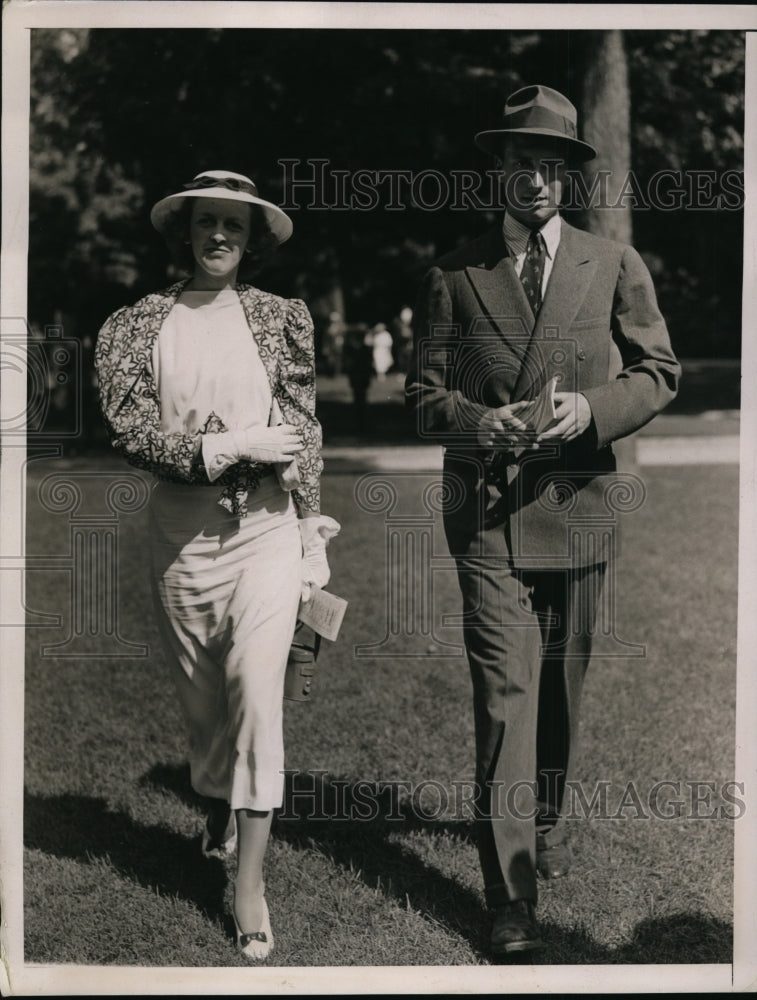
[405,85,680,956]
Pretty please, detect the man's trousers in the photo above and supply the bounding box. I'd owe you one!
[454,556,606,906]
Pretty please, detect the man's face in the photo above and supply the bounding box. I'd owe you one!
[499,137,568,228]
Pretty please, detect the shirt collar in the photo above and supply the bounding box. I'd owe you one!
[503,211,562,260]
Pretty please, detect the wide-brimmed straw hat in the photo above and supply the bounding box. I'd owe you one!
[150,170,293,244]
[475,84,597,162]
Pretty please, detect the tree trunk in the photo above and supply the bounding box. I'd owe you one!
[578,31,638,473]
[578,30,632,245]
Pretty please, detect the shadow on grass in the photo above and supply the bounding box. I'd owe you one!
[530,912,732,966]
[277,769,488,954]
[142,763,489,956]
[23,787,227,924]
[273,772,732,965]
[25,768,732,965]
[140,766,732,964]
[141,760,205,806]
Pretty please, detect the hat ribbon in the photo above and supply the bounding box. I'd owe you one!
[182,176,259,195]
[504,106,577,139]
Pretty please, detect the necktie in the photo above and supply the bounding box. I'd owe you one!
[520,230,545,315]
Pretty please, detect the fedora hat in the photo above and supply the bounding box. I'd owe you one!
[475,84,597,161]
[150,170,293,244]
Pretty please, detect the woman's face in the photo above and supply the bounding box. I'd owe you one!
[188,198,252,289]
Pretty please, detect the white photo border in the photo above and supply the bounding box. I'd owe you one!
[2,3,755,994]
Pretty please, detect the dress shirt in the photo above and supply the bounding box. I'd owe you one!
[502,211,562,296]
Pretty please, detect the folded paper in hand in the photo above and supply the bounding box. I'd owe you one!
[297,588,348,642]
[518,376,559,435]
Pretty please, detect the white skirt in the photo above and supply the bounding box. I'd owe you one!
[148,471,301,811]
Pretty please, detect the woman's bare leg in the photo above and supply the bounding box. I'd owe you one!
[234,808,273,930]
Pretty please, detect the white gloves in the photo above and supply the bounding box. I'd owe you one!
[202,425,304,483]
[299,515,341,602]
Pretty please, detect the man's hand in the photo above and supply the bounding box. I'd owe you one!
[537,392,592,443]
[477,400,536,449]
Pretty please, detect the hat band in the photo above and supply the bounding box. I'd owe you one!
[183,176,259,196]
[503,106,578,139]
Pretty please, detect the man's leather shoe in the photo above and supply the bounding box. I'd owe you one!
[536,842,571,879]
[490,900,543,955]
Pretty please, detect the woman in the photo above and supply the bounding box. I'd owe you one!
[95,170,338,961]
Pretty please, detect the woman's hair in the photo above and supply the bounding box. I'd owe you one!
[161,200,279,280]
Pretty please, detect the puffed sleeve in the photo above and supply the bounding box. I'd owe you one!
[94,305,204,482]
[275,298,323,514]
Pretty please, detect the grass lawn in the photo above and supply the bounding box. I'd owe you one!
[22,457,738,967]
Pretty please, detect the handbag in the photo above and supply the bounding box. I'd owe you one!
[284,620,321,702]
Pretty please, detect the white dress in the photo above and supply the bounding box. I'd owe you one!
[372,327,394,376]
[147,289,301,811]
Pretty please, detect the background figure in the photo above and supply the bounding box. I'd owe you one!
[322,310,346,376]
[370,322,394,380]
[391,306,415,373]
[342,322,374,432]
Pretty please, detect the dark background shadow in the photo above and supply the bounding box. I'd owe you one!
[316,359,740,449]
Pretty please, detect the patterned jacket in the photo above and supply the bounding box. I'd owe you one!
[94,279,322,516]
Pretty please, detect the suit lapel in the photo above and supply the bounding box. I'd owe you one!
[512,223,598,400]
[464,228,536,358]
[536,223,598,337]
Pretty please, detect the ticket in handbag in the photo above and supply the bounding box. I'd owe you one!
[297,587,348,642]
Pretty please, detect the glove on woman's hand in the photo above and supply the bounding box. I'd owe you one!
[299,515,341,602]
[202,426,303,482]
[242,424,304,463]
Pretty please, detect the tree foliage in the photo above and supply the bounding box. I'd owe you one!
[29,28,744,364]
[626,29,745,356]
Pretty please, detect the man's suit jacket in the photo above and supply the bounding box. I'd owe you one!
[405,220,681,568]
